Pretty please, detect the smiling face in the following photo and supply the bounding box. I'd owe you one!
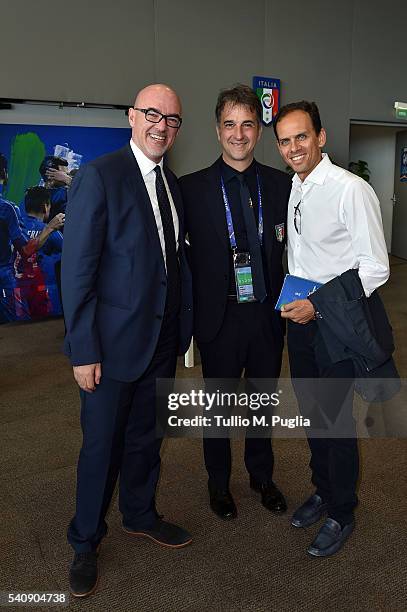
[216,102,262,171]
[276,110,326,181]
[128,84,182,162]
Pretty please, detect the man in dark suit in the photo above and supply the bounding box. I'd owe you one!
[179,84,291,520]
[62,84,193,598]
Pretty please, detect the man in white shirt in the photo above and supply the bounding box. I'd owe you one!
[62,84,193,597]
[273,100,389,557]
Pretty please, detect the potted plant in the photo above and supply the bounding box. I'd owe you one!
[348,160,371,183]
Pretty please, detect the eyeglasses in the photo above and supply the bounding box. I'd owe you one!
[134,107,182,129]
[294,200,302,234]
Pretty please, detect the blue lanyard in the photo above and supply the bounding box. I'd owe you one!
[221,171,263,250]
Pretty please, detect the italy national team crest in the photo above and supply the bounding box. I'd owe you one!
[275,223,285,242]
[253,76,281,126]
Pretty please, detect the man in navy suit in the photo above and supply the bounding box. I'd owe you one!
[62,84,193,598]
[179,84,291,521]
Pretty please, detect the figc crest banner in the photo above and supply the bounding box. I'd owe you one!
[253,76,280,126]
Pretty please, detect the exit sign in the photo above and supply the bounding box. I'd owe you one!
[395,102,407,119]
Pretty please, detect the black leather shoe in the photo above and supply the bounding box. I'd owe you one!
[69,551,98,598]
[208,483,237,520]
[250,476,287,514]
[291,494,329,528]
[307,518,355,557]
[123,518,192,548]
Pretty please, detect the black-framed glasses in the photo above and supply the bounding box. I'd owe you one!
[294,200,302,235]
[134,107,182,129]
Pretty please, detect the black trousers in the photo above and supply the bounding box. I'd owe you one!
[198,300,283,489]
[287,320,358,526]
[67,311,178,553]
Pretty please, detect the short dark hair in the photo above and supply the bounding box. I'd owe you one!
[25,186,51,214]
[215,84,262,124]
[39,155,68,181]
[273,101,322,139]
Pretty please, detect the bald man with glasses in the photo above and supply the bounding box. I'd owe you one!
[62,84,193,597]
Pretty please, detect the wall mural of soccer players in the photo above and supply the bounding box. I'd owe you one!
[0,122,129,323]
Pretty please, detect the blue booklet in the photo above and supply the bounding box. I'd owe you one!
[275,274,323,310]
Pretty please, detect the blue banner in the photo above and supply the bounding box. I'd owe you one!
[253,76,281,126]
[0,122,129,323]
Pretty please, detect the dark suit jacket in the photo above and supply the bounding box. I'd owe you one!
[308,268,400,401]
[61,144,192,382]
[179,157,291,343]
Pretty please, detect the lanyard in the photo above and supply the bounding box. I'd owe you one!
[220,171,263,250]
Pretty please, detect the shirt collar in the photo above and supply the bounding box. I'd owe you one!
[129,139,163,177]
[221,157,257,183]
[292,153,332,189]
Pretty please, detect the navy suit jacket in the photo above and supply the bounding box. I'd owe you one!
[308,268,399,401]
[61,144,192,382]
[179,157,291,343]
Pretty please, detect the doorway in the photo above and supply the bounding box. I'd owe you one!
[391,131,407,260]
[349,123,407,255]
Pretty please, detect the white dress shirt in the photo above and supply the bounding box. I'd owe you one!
[287,154,389,297]
[130,139,179,269]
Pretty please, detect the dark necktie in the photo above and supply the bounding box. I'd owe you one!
[154,165,180,313]
[236,173,267,302]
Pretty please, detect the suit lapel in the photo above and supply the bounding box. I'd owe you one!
[257,163,277,262]
[163,167,184,238]
[203,158,229,252]
[120,144,163,256]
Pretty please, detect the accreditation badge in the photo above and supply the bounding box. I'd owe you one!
[234,252,256,303]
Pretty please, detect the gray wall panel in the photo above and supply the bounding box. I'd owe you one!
[351,0,407,122]
[263,0,354,169]
[155,0,266,174]
[0,0,155,105]
[0,0,406,175]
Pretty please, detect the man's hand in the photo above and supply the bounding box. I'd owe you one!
[47,212,65,231]
[280,299,315,324]
[46,167,72,186]
[33,213,65,250]
[73,363,102,392]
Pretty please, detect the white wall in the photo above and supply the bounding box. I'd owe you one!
[349,125,402,251]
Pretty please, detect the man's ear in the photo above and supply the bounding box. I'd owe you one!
[318,128,327,149]
[215,123,221,142]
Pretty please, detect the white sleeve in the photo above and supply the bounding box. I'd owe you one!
[341,178,389,296]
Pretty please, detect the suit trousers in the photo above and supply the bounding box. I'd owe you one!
[67,310,179,553]
[287,320,358,526]
[198,300,283,489]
